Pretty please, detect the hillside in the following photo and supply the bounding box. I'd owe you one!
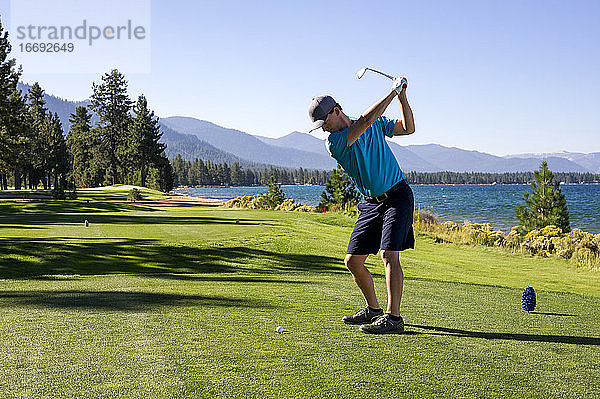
[161,117,336,170]
[24,82,599,173]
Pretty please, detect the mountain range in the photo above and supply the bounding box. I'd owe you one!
[18,82,600,173]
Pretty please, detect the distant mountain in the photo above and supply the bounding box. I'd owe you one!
[161,117,336,170]
[505,151,600,173]
[18,82,91,133]
[255,131,590,173]
[160,122,244,165]
[159,122,275,169]
[27,83,597,173]
[257,131,326,154]
[258,131,441,172]
[387,143,442,172]
[405,144,591,173]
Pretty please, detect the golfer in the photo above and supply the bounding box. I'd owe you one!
[308,77,415,334]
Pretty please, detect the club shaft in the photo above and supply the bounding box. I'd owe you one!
[367,68,394,80]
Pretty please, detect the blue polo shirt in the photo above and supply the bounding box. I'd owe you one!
[326,116,404,197]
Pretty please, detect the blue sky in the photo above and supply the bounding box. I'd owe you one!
[1,0,599,155]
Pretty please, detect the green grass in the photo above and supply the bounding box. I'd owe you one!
[1,200,599,398]
[0,186,171,201]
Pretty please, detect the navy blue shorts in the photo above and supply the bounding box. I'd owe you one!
[347,180,415,255]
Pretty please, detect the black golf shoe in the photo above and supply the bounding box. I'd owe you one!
[342,306,383,325]
[359,314,404,334]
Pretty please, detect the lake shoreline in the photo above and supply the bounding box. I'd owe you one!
[174,182,600,190]
[172,184,600,234]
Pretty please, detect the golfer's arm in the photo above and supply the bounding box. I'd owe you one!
[393,91,415,136]
[347,90,396,146]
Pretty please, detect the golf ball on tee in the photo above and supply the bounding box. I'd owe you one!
[276,326,284,333]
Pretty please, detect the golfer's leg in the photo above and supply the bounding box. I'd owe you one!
[381,250,403,316]
[344,254,380,309]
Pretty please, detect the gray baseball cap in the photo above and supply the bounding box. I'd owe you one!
[308,95,337,132]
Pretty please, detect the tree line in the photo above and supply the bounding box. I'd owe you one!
[170,157,600,188]
[404,171,600,185]
[170,155,330,187]
[0,21,172,193]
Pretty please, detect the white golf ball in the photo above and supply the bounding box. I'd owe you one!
[276,326,284,333]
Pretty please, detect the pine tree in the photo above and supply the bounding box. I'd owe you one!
[26,82,48,188]
[0,20,29,190]
[67,106,103,187]
[46,112,69,191]
[171,154,186,187]
[259,175,285,209]
[230,162,244,186]
[319,165,362,211]
[128,95,166,187]
[145,154,173,192]
[220,163,231,186]
[515,161,570,232]
[90,69,133,185]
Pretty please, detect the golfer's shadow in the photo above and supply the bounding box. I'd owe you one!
[406,324,600,345]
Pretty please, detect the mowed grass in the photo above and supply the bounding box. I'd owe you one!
[0,198,599,398]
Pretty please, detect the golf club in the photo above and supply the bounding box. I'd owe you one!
[356,67,395,80]
[356,67,407,88]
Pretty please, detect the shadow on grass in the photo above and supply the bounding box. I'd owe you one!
[0,204,276,225]
[407,324,600,345]
[150,274,313,284]
[0,237,345,279]
[0,225,44,230]
[0,200,155,214]
[405,276,518,291]
[0,290,271,311]
[530,311,577,317]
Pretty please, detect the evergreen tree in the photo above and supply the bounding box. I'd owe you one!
[25,82,49,188]
[90,69,133,185]
[230,162,244,186]
[67,106,103,187]
[245,169,256,186]
[171,154,187,187]
[127,95,166,187]
[146,153,173,192]
[219,163,231,186]
[259,175,285,209]
[515,161,570,232]
[0,20,29,190]
[319,165,361,211]
[46,112,69,190]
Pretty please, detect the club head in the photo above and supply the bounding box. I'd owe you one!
[356,67,367,79]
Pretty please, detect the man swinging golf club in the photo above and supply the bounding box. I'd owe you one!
[308,72,415,334]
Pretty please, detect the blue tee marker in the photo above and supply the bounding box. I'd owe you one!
[522,286,536,311]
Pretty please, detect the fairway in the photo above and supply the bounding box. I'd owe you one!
[1,198,599,398]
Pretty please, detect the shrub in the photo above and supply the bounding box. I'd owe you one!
[416,213,599,270]
[260,176,285,210]
[226,195,315,212]
[504,227,525,249]
[68,186,78,200]
[127,188,142,202]
[275,199,316,212]
[415,207,438,230]
[318,165,361,212]
[51,186,66,200]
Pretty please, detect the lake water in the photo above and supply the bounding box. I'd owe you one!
[174,184,600,233]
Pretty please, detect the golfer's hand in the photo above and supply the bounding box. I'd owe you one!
[392,77,408,95]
